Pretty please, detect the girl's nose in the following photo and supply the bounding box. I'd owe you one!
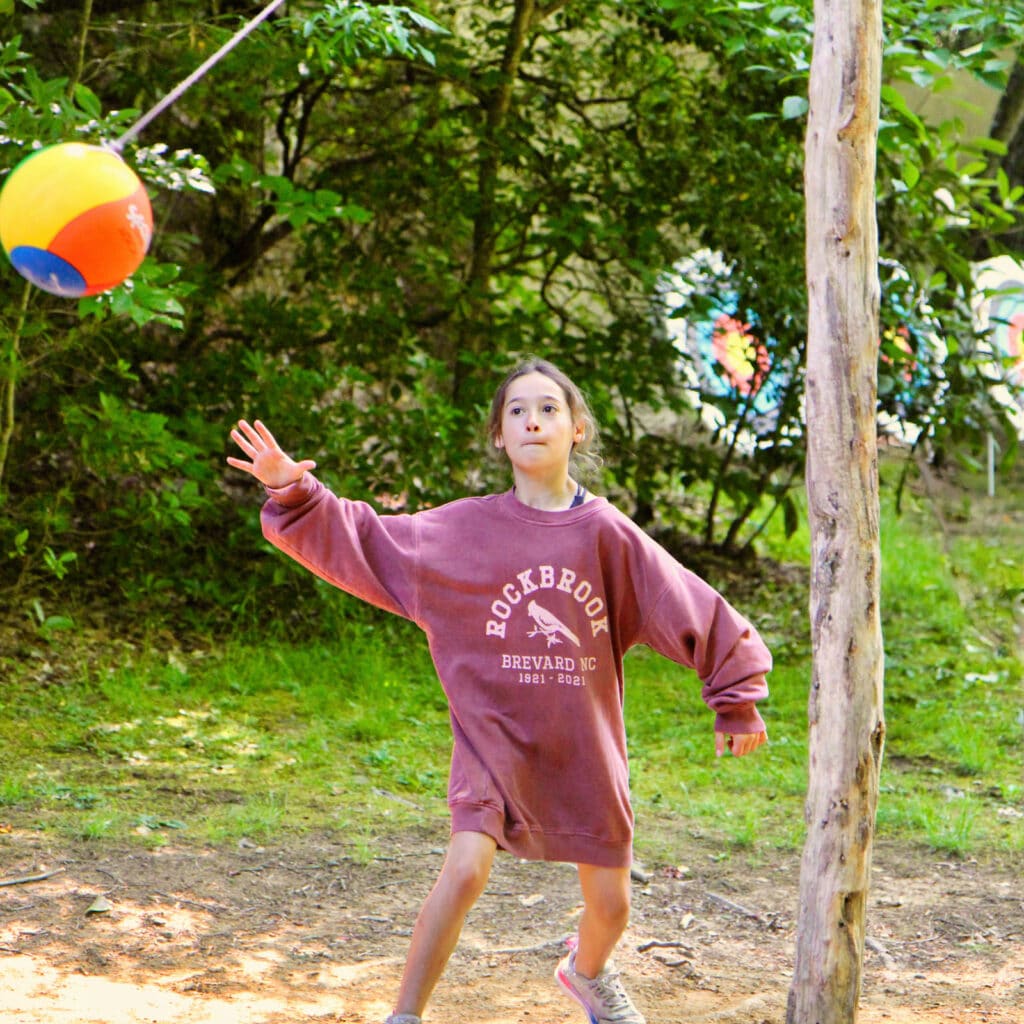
[525,411,540,430]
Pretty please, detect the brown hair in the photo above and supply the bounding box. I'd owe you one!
[486,358,602,479]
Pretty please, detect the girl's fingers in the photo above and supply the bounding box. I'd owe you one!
[226,456,256,475]
[714,730,767,758]
[235,418,255,439]
[230,428,258,458]
[732,732,767,757]
[235,419,270,450]
[252,419,279,449]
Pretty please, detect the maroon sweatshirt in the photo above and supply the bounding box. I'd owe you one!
[261,475,771,867]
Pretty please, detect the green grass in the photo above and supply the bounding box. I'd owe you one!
[871,462,1024,856]
[0,630,453,848]
[1,457,1021,863]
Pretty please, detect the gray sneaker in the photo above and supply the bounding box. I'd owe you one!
[384,1016,421,1024]
[555,950,646,1024]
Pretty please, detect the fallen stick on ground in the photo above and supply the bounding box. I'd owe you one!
[480,935,571,956]
[865,935,897,970]
[706,891,767,922]
[638,939,696,954]
[0,867,65,889]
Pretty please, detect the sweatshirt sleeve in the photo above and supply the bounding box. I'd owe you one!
[259,472,419,622]
[636,555,771,736]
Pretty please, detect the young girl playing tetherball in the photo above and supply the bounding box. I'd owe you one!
[227,358,771,1024]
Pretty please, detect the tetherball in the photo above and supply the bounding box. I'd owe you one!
[0,142,153,297]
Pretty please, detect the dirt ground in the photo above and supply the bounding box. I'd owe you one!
[1,827,1022,1024]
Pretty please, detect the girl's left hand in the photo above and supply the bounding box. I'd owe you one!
[715,730,767,758]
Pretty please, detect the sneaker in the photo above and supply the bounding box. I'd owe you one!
[384,1016,422,1024]
[555,950,646,1024]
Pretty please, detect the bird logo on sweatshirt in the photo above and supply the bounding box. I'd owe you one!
[526,600,581,648]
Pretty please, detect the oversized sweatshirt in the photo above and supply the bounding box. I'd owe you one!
[261,475,771,868]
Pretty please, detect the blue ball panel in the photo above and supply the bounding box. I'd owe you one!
[9,245,87,298]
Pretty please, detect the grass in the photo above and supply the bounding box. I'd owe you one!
[0,630,453,850]
[1,456,1021,864]
[869,460,1024,856]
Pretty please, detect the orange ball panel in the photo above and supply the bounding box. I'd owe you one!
[47,181,153,295]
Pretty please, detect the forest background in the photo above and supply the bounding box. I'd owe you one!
[0,0,1022,852]
[1,8,1023,1022]
[2,0,1023,620]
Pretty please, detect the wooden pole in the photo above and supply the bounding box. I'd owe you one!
[787,0,886,1021]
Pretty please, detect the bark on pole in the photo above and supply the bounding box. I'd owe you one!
[787,1,886,1022]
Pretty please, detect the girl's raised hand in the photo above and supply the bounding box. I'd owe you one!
[227,419,317,490]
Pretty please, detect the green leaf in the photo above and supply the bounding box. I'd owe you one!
[769,5,801,23]
[73,82,102,118]
[967,137,1007,156]
[782,95,808,119]
[880,84,928,137]
[405,9,448,35]
[983,58,1012,75]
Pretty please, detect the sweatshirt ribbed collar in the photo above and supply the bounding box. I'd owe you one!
[498,487,608,525]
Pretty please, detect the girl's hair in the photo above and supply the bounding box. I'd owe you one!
[486,358,602,479]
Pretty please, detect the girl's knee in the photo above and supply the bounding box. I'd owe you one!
[578,865,632,929]
[442,857,490,901]
[437,833,495,903]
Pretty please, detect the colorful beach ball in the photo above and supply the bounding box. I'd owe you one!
[0,142,153,297]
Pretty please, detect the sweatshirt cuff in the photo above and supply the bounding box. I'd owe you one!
[713,701,766,735]
[263,472,317,506]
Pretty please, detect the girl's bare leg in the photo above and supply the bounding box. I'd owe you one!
[573,863,632,978]
[391,830,497,1017]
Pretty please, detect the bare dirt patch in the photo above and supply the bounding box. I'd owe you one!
[1,829,1021,1024]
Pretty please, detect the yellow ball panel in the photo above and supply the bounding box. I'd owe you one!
[0,143,142,253]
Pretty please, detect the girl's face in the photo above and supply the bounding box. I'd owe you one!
[494,371,585,475]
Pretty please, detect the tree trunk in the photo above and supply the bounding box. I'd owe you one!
[787,0,886,1021]
[0,284,31,494]
[451,0,536,403]
[987,57,1024,253]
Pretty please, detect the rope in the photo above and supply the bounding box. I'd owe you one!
[110,0,288,152]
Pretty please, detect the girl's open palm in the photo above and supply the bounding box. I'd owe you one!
[227,419,316,489]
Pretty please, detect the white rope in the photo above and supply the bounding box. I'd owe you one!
[111,0,288,151]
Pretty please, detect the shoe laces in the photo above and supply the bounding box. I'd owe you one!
[589,966,636,1019]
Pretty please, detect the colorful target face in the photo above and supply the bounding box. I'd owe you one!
[987,280,1024,387]
[0,142,153,297]
[973,258,1024,438]
[661,275,789,431]
[689,301,785,420]
[709,313,771,398]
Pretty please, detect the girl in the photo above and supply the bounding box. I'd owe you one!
[227,358,770,1024]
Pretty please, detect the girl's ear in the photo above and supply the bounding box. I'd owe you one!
[494,433,505,450]
[573,421,585,445]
